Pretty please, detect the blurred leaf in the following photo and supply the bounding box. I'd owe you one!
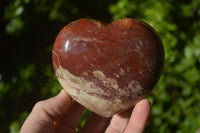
[9,121,20,133]
[6,18,24,35]
[76,109,91,132]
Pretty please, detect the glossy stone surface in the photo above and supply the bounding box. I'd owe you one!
[52,18,164,117]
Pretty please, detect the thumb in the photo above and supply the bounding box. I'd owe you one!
[20,89,72,133]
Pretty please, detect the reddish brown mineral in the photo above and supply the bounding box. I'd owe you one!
[52,18,164,117]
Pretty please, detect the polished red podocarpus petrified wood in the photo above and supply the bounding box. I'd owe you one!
[52,18,164,117]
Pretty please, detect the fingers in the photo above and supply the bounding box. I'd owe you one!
[81,113,111,133]
[105,99,151,133]
[105,108,133,133]
[124,99,151,133]
[53,100,85,132]
[20,89,72,133]
[105,114,129,133]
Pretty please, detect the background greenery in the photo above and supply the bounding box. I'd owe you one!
[0,0,200,132]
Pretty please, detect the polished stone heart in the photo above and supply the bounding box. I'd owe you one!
[52,18,164,117]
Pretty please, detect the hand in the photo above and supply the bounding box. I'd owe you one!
[20,89,151,133]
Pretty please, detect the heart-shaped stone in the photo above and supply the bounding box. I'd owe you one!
[52,18,164,117]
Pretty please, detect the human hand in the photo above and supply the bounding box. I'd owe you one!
[20,89,151,133]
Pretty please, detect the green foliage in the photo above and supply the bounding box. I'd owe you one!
[0,0,200,132]
[76,109,92,132]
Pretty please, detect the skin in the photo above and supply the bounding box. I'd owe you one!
[20,89,151,133]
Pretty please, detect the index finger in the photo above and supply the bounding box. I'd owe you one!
[20,89,72,133]
[124,99,151,133]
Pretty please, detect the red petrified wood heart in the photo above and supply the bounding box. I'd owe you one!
[52,18,164,117]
